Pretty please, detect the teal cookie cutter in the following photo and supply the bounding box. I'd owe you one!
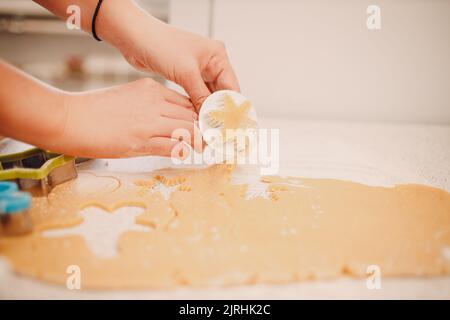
[0,181,33,236]
[0,181,31,214]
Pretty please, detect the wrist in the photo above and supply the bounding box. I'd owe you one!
[95,0,159,50]
[9,89,67,152]
[45,91,90,156]
[36,90,69,152]
[96,0,168,72]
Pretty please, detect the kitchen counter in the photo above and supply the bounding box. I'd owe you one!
[1,119,449,299]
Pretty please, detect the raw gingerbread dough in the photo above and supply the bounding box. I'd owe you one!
[0,164,449,289]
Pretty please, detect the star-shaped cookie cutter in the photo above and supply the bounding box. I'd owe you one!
[0,148,77,197]
[0,144,80,236]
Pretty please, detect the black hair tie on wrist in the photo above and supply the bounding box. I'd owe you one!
[92,0,104,41]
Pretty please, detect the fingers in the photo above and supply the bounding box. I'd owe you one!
[179,72,211,112]
[174,41,240,112]
[202,41,240,94]
[154,117,202,153]
[160,102,198,122]
[158,83,193,108]
[214,65,240,93]
[143,137,191,159]
[182,61,240,112]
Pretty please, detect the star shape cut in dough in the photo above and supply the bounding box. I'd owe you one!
[43,207,151,259]
[134,175,190,200]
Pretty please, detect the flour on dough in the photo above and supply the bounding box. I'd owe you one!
[0,164,449,289]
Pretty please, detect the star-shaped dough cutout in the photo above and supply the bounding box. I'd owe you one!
[43,207,151,259]
[134,175,191,200]
[207,94,257,133]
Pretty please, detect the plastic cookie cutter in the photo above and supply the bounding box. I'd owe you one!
[199,90,258,161]
[0,181,32,236]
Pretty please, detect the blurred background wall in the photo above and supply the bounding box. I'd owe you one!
[171,0,450,124]
[1,0,449,124]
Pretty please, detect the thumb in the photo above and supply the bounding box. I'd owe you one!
[180,72,211,112]
[214,66,240,93]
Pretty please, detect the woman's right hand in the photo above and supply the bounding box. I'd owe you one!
[94,0,240,111]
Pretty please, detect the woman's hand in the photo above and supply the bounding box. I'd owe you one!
[34,0,240,110]
[60,78,200,158]
[96,1,240,111]
[121,21,240,111]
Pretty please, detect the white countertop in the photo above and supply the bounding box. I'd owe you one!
[1,119,449,299]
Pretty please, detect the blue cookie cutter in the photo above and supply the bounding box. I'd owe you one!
[0,181,33,236]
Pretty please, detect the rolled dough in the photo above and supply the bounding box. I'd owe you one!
[0,164,449,289]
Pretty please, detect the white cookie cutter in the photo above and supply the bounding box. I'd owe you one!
[199,90,258,160]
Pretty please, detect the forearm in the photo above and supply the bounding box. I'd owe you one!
[0,60,66,150]
[33,0,159,50]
